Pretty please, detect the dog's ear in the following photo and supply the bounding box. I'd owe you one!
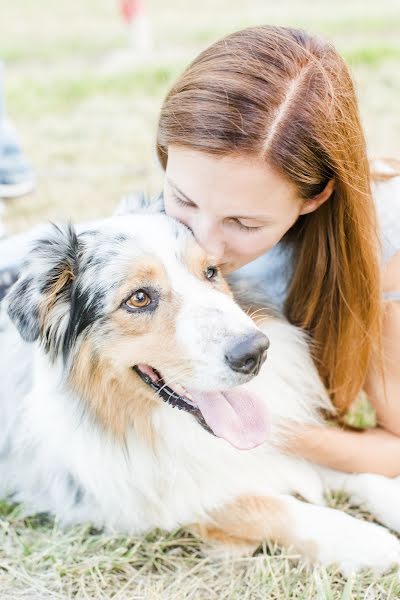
[6,224,79,346]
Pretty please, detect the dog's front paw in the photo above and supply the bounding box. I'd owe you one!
[309,512,400,576]
[353,474,400,534]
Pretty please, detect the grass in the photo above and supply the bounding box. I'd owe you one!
[2,496,400,599]
[344,46,400,66]
[2,0,400,235]
[1,0,400,597]
[6,65,181,118]
[6,48,400,119]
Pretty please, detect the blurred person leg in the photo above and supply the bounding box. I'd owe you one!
[119,0,153,54]
[0,61,35,201]
[101,1,154,73]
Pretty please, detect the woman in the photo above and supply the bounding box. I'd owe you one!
[2,25,400,475]
[158,25,400,476]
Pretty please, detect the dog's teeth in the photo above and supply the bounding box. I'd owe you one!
[171,383,193,401]
[173,383,186,396]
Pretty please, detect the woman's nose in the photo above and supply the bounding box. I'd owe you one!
[192,219,226,262]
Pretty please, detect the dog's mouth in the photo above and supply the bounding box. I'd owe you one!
[133,364,213,435]
[133,363,270,451]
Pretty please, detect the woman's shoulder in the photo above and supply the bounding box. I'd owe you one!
[370,159,400,264]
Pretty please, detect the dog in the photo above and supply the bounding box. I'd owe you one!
[1,202,400,576]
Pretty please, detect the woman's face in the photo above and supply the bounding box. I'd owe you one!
[163,146,305,273]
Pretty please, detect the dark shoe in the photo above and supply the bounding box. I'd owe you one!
[0,120,35,199]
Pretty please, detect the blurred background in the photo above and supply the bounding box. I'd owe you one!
[1,0,399,235]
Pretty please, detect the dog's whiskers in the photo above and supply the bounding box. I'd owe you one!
[247,306,270,319]
[155,368,191,399]
[253,317,271,326]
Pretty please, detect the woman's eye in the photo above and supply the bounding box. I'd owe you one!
[232,219,264,233]
[125,290,152,309]
[204,266,218,280]
[171,192,264,233]
[173,194,194,209]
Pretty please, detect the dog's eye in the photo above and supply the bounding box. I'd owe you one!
[205,266,218,280]
[125,290,151,309]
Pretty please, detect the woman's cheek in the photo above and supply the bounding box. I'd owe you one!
[234,231,273,256]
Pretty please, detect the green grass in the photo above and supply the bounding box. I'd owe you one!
[0,36,122,65]
[314,15,400,33]
[6,64,182,118]
[345,46,400,66]
[1,498,400,599]
[343,394,377,429]
[6,46,400,120]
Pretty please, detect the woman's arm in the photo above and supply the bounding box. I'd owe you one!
[287,251,400,477]
[287,425,400,477]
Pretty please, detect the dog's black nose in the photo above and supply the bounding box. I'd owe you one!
[225,332,269,375]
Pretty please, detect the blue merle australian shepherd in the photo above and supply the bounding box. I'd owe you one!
[1,197,400,576]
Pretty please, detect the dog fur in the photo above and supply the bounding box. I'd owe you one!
[1,206,400,576]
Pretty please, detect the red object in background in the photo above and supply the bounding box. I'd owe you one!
[119,0,145,23]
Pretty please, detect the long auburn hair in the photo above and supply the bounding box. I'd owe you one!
[156,25,382,413]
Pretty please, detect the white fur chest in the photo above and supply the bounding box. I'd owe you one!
[17,317,329,534]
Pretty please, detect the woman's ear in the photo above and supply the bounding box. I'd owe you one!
[299,179,335,216]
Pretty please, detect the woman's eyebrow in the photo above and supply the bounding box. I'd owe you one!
[167,178,197,205]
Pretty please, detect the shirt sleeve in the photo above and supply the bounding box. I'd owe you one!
[372,164,400,302]
[371,165,400,265]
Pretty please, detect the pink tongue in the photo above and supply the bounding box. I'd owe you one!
[189,388,270,450]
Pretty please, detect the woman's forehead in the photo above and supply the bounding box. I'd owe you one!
[165,146,301,217]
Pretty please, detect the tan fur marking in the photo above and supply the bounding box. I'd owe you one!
[116,257,168,309]
[69,337,158,446]
[110,254,180,350]
[188,523,259,556]
[183,238,232,296]
[207,496,293,544]
[68,254,187,447]
[193,495,318,561]
[39,266,75,329]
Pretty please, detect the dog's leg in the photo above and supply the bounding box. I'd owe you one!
[318,467,400,533]
[192,494,400,575]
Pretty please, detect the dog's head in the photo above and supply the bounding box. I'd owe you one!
[6,213,270,449]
